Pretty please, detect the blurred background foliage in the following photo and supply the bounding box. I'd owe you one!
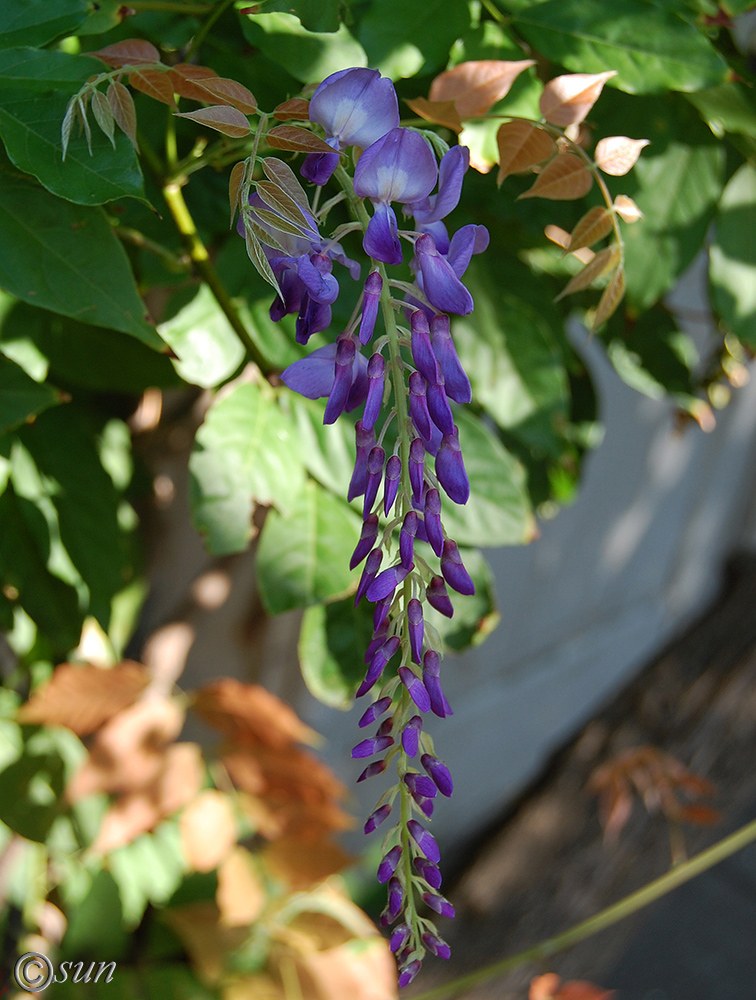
[0,0,754,994]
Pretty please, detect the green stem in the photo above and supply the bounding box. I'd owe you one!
[185,0,236,58]
[112,225,190,273]
[161,180,271,373]
[412,815,756,1000]
[480,0,507,22]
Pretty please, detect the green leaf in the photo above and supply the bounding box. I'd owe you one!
[256,479,361,614]
[605,305,698,400]
[359,0,471,79]
[0,302,183,393]
[158,285,245,388]
[240,12,367,84]
[259,0,346,32]
[190,382,305,555]
[0,168,163,349]
[452,263,569,455]
[622,138,724,309]
[0,352,60,434]
[0,49,147,206]
[426,548,500,652]
[298,597,375,709]
[686,82,756,138]
[710,164,756,347]
[18,407,126,629]
[0,0,88,49]
[440,408,534,548]
[514,0,728,94]
[0,486,82,651]
[0,731,66,842]
[284,394,356,497]
[109,824,185,927]
[61,869,130,960]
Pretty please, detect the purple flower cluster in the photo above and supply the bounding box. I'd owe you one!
[248,67,487,986]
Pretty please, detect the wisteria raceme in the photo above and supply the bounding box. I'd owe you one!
[239,65,487,986]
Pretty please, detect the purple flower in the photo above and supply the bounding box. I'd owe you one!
[364,803,391,834]
[398,960,422,988]
[409,437,426,503]
[421,753,453,797]
[280,340,368,411]
[352,734,393,758]
[354,128,437,265]
[409,372,432,440]
[424,490,444,557]
[378,845,402,883]
[357,758,388,781]
[402,715,423,757]
[440,540,475,596]
[383,454,401,516]
[422,931,451,960]
[422,891,455,919]
[387,876,404,920]
[363,353,385,430]
[363,445,385,518]
[404,772,437,799]
[309,68,399,148]
[427,575,454,618]
[390,923,411,953]
[366,563,410,603]
[414,856,442,889]
[355,547,382,605]
[435,427,470,505]
[399,665,431,713]
[414,233,474,316]
[423,650,453,718]
[400,511,419,570]
[359,270,383,345]
[410,309,438,383]
[430,313,471,404]
[350,514,379,570]
[407,819,441,863]
[409,145,470,246]
[426,369,454,435]
[358,695,392,728]
[356,634,400,696]
[406,598,424,664]
[348,421,375,502]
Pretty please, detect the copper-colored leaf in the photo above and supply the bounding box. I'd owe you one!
[286,934,398,1000]
[262,836,354,890]
[165,903,248,984]
[677,803,722,826]
[530,974,562,1000]
[592,266,625,329]
[261,156,309,210]
[194,679,319,749]
[540,72,617,128]
[129,68,175,107]
[244,224,283,299]
[556,982,614,1000]
[555,245,620,301]
[613,194,643,223]
[255,181,313,234]
[90,89,116,147]
[216,847,265,925]
[429,59,535,118]
[566,206,613,253]
[175,105,251,138]
[92,39,161,68]
[595,136,649,176]
[180,790,237,873]
[18,661,150,735]
[273,97,310,121]
[404,97,462,134]
[496,120,556,183]
[167,62,219,102]
[519,153,593,201]
[190,77,257,114]
[107,80,138,150]
[266,125,336,154]
[229,160,246,228]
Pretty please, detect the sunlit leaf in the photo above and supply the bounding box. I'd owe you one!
[565,206,613,253]
[193,678,319,749]
[0,353,60,434]
[244,223,283,299]
[519,152,593,201]
[591,267,625,329]
[180,790,237,873]
[216,847,265,926]
[167,62,220,102]
[266,124,337,154]
[128,68,175,107]
[594,135,649,175]
[261,836,354,890]
[92,38,161,68]
[256,179,314,234]
[107,80,138,150]
[428,59,535,117]
[189,77,257,114]
[555,245,620,300]
[404,96,462,133]
[261,156,310,209]
[710,164,756,347]
[90,88,116,146]
[613,193,643,223]
[496,120,556,183]
[229,160,246,228]
[175,105,251,138]
[540,71,617,127]
[273,97,310,120]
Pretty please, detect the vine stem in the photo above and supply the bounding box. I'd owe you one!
[161,179,272,374]
[411,814,756,1000]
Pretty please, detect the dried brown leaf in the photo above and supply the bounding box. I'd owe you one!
[165,903,248,984]
[404,97,462,134]
[266,125,336,154]
[18,661,150,735]
[129,68,175,107]
[229,160,246,228]
[595,136,649,176]
[592,266,625,329]
[284,934,398,1000]
[261,156,310,209]
[167,63,219,102]
[180,790,237,873]
[90,89,116,147]
[262,836,354,890]
[555,245,620,301]
[273,97,310,121]
[519,153,593,201]
[613,194,643,223]
[540,72,617,128]
[544,224,571,249]
[194,679,319,749]
[496,120,556,183]
[190,77,257,114]
[175,105,251,138]
[216,846,265,925]
[566,206,613,254]
[429,59,535,117]
[107,80,138,150]
[92,39,161,68]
